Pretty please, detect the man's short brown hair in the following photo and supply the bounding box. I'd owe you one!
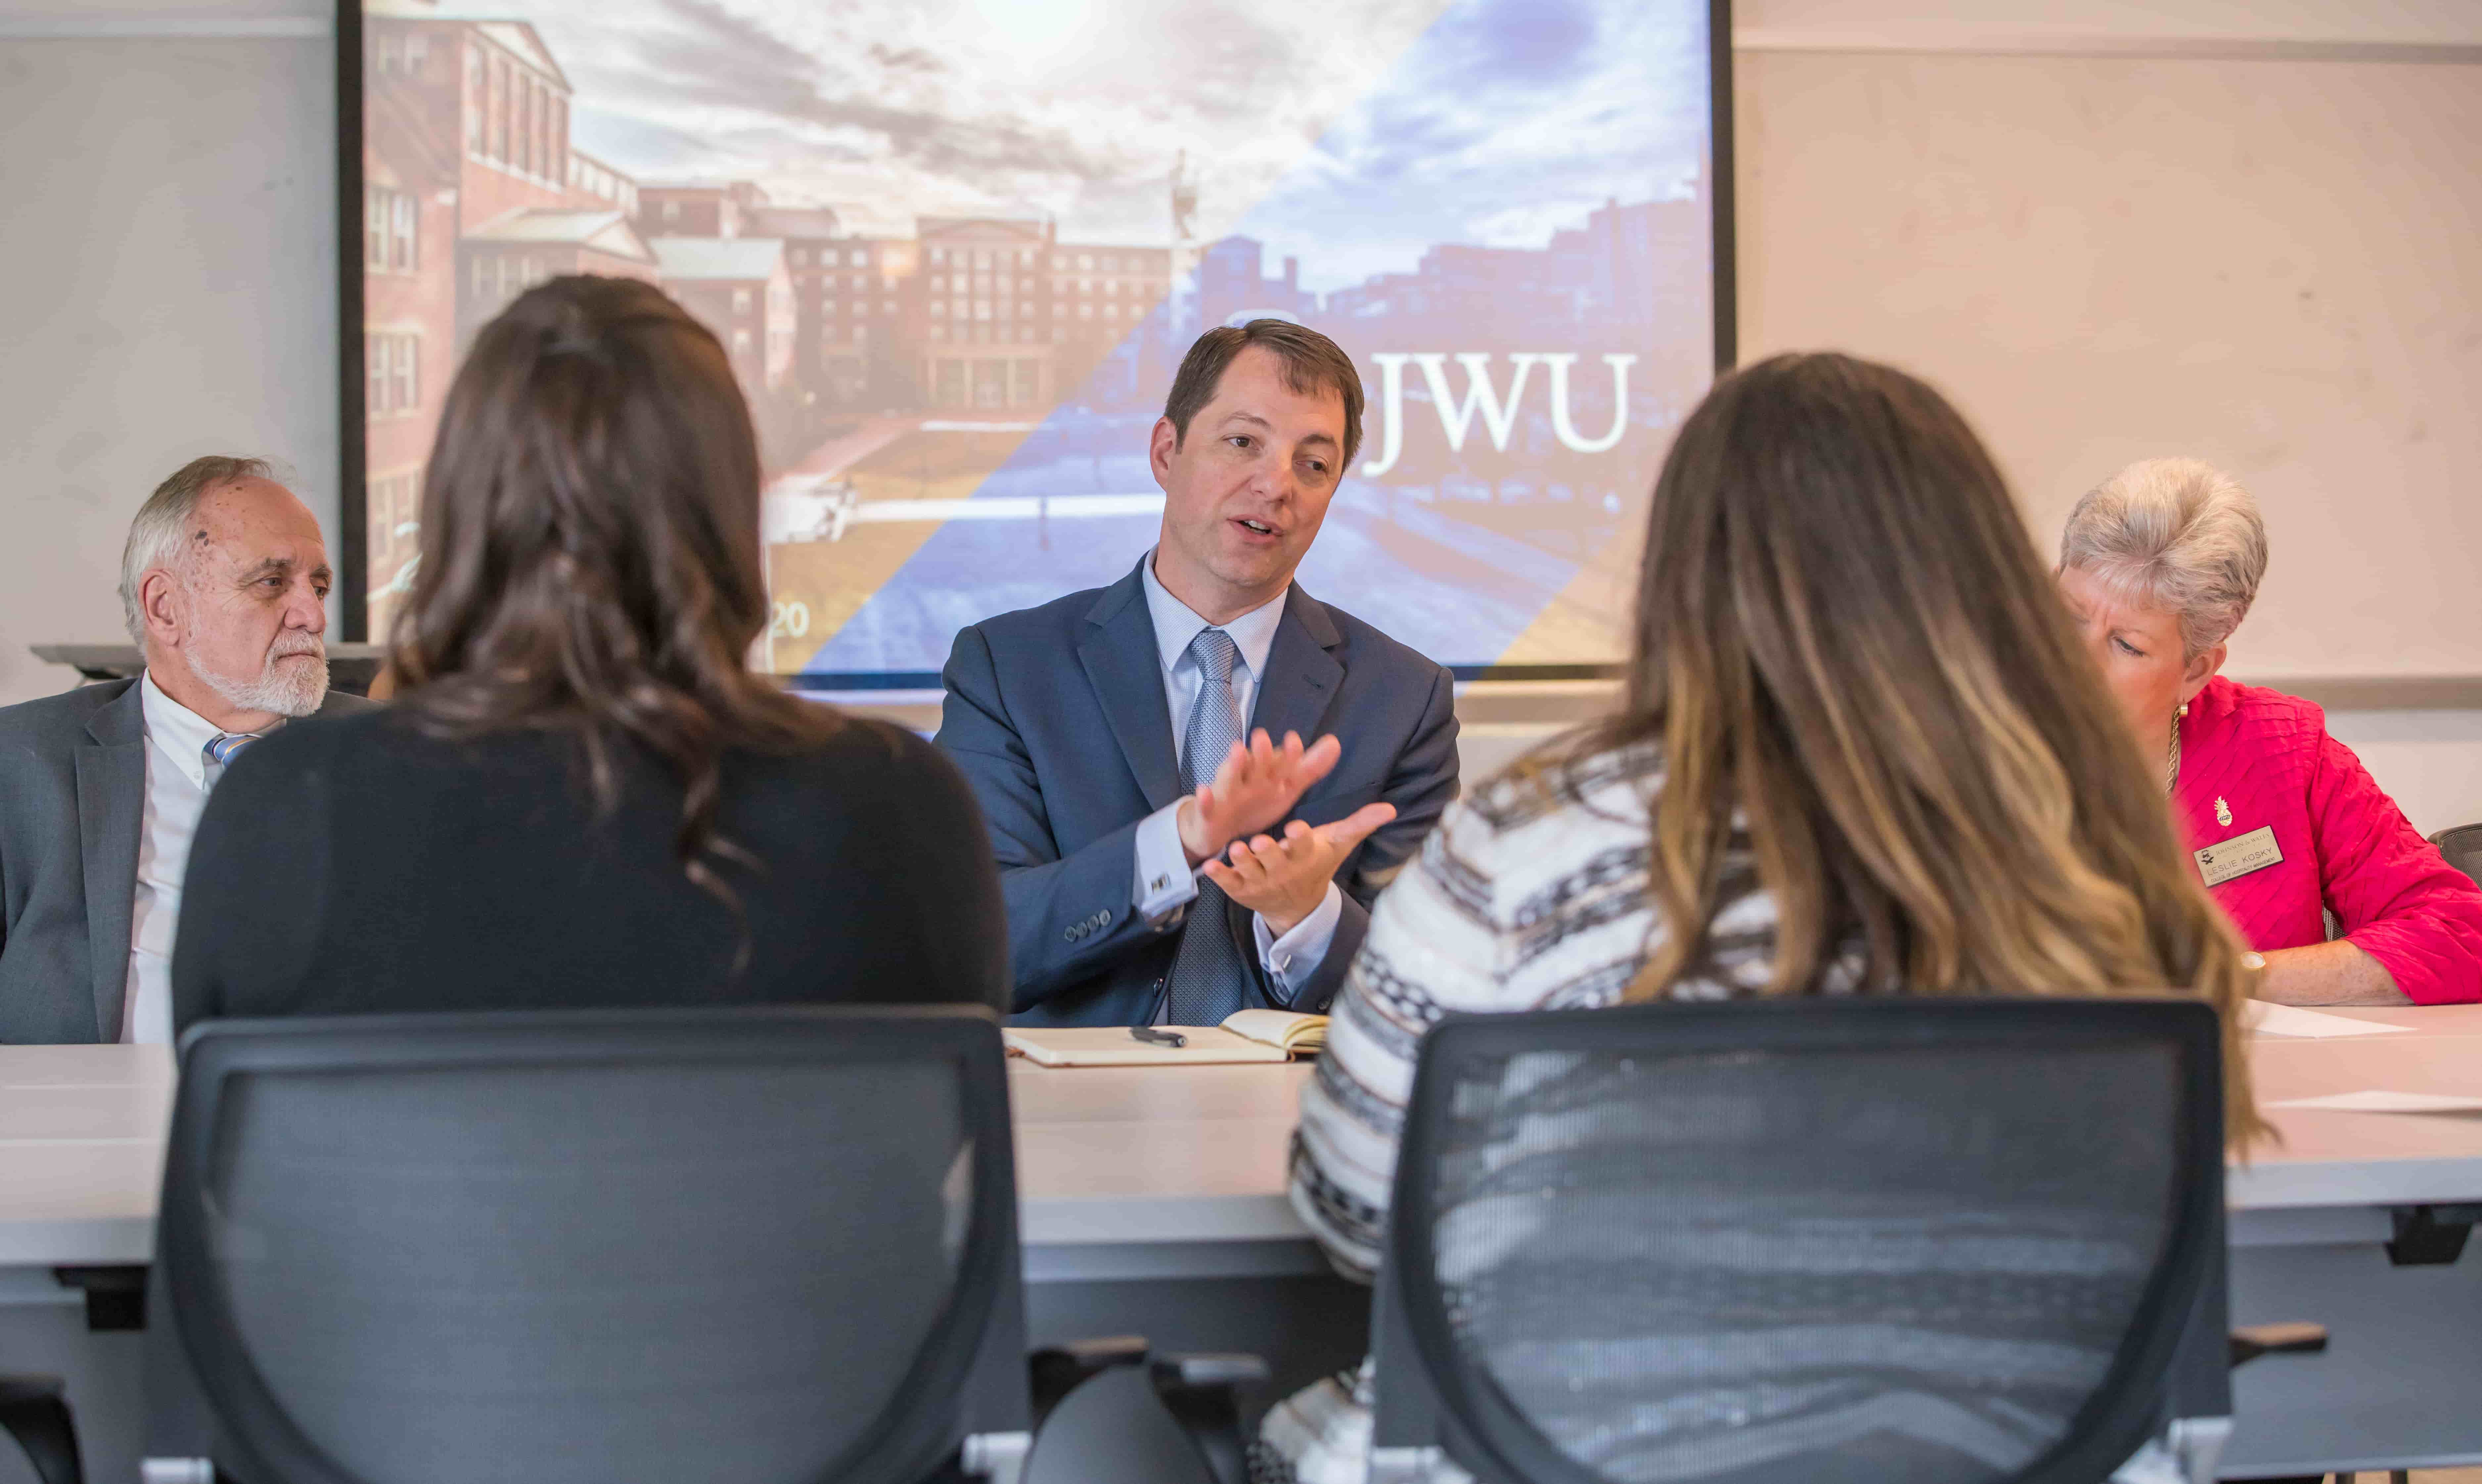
[1163,320,1364,472]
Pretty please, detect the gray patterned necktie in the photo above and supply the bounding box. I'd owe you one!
[1164,628,1253,1025]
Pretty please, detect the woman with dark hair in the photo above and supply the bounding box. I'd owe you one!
[173,276,1006,1029]
[1258,353,2264,1484]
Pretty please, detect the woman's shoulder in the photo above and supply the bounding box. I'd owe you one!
[730,714,977,823]
[2196,674,2329,750]
[257,707,951,800]
[1465,735,1663,827]
[760,713,954,782]
[243,706,571,787]
[225,702,395,779]
[1428,736,1662,882]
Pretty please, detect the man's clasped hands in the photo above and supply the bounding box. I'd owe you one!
[1173,730,1396,936]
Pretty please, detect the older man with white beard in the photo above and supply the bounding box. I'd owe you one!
[0,456,375,1043]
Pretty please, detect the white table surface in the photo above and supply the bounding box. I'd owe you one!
[6,1004,2481,1266]
[0,1044,173,1267]
[1010,1060,1317,1248]
[2231,1002,2482,1209]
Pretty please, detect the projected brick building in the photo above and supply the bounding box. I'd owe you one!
[360,7,618,630]
[646,237,797,392]
[459,209,659,337]
[359,77,457,618]
[365,5,1189,455]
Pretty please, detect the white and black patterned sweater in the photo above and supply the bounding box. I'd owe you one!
[1291,740,1866,1278]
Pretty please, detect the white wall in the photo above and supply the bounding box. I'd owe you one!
[2325,710,2482,839]
[1737,0,2482,51]
[0,27,334,709]
[1721,2,2482,829]
[1736,47,2482,679]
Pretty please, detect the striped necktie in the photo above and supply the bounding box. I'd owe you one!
[203,732,260,792]
[1164,628,1253,1026]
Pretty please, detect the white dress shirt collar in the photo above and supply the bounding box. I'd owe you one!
[140,670,226,791]
[1139,550,1287,682]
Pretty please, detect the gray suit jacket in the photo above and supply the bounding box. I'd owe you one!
[0,676,376,1043]
[937,559,1460,1026]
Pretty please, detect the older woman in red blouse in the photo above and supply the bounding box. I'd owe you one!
[2059,458,2482,1006]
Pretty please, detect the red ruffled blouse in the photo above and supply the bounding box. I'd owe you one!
[2170,676,2482,1004]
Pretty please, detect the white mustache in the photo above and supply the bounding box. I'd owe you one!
[270,638,326,660]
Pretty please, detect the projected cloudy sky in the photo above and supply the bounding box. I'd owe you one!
[430,0,1706,287]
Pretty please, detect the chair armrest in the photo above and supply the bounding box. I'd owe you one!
[1150,1353,1269,1484]
[2229,1322,2328,1367]
[1019,1343,1267,1484]
[1029,1335,1150,1422]
[50,1267,145,1331]
[0,1375,85,1484]
[1153,1354,1267,1390]
[0,1379,62,1406]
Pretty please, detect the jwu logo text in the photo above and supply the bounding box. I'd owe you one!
[1359,353,1639,478]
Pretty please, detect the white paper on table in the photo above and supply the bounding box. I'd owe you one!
[2265,1090,2482,1114]
[2242,1001,2416,1039]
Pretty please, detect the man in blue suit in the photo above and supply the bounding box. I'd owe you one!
[937,321,1459,1026]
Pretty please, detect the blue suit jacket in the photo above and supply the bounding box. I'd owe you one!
[936,559,1459,1026]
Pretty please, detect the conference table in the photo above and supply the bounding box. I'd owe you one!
[5,1006,2481,1482]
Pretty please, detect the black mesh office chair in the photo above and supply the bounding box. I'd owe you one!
[138,1005,1035,1484]
[1367,997,2232,1484]
[2430,823,2482,891]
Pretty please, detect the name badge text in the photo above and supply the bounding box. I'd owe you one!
[2195,825,2283,887]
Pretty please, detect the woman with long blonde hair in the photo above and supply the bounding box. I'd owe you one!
[1260,351,2261,1484]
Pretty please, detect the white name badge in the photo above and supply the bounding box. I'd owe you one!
[2195,825,2283,887]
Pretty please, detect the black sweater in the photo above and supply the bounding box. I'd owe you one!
[172,708,1007,1034]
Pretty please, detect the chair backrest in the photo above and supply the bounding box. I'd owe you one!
[156,1005,1027,1484]
[1370,997,2226,1484]
[2431,823,2482,891]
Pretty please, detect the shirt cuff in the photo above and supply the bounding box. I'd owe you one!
[1254,883,1342,995]
[1134,799,1199,922]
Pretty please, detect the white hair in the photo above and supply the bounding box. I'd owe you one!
[118,455,276,644]
[2059,457,2268,659]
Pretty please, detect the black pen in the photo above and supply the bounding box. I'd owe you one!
[1130,1025,1187,1048]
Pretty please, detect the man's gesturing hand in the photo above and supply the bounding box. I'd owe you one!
[1200,803,1399,936]
[1176,728,1341,867]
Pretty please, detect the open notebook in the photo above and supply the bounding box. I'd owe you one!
[1004,1009,1328,1067]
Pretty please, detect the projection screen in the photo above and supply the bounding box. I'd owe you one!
[345,0,1732,682]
